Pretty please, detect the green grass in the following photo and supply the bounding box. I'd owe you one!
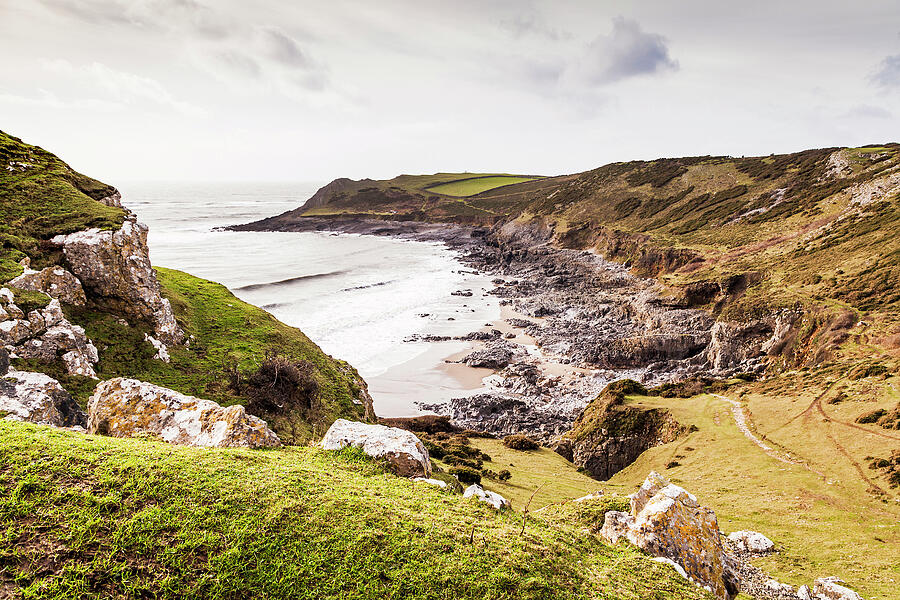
[600,385,900,600]
[0,131,123,274]
[56,268,369,444]
[0,421,709,600]
[425,176,540,197]
[463,438,602,510]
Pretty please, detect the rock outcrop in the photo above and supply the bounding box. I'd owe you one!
[88,378,281,448]
[555,380,684,479]
[461,341,519,369]
[727,530,774,553]
[601,472,740,600]
[812,577,862,600]
[320,419,431,477]
[54,217,183,346]
[1,291,99,378]
[9,265,87,306]
[0,370,87,428]
[463,484,511,510]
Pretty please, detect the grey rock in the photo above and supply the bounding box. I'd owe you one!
[0,370,87,428]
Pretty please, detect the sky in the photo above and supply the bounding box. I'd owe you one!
[1,0,899,184]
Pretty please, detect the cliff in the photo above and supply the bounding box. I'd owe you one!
[0,130,372,443]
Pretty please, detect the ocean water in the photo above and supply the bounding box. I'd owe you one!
[119,181,498,416]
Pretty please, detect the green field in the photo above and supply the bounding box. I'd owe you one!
[599,384,900,600]
[0,421,708,600]
[425,176,540,197]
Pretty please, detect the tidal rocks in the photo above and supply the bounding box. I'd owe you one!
[601,471,740,600]
[0,370,87,428]
[463,483,511,510]
[812,577,862,600]
[461,341,519,369]
[88,378,281,448]
[53,217,183,346]
[1,293,99,378]
[9,265,87,306]
[425,393,573,443]
[727,530,775,553]
[320,419,431,478]
[556,380,684,480]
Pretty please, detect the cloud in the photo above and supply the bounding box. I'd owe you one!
[500,14,570,41]
[871,54,900,88]
[42,59,206,116]
[0,89,123,112]
[579,17,679,86]
[38,0,231,38]
[842,104,892,119]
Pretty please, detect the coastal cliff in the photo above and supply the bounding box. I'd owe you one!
[0,130,372,442]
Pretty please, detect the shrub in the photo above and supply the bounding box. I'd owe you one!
[856,409,887,424]
[498,469,512,482]
[450,466,481,485]
[503,434,539,451]
[240,356,319,415]
[481,469,497,479]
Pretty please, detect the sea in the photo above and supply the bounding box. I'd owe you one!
[118,181,498,417]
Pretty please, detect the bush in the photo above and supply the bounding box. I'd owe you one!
[450,466,481,485]
[498,469,511,482]
[503,434,539,451]
[240,356,319,415]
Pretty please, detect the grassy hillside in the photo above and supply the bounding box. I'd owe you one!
[250,145,900,375]
[599,374,900,600]
[0,421,708,600]
[1,131,370,443]
[0,131,123,282]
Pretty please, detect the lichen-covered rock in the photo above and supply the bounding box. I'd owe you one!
[1,296,98,378]
[53,217,183,346]
[0,370,87,428]
[727,530,775,553]
[463,484,511,510]
[9,265,86,305]
[88,378,281,448]
[812,577,862,600]
[320,419,431,477]
[601,471,740,600]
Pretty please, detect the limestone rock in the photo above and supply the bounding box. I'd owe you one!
[1,297,99,378]
[463,484,511,510]
[601,471,740,600]
[727,530,775,553]
[413,477,447,488]
[54,217,183,346]
[797,585,813,600]
[0,370,87,428]
[88,378,281,448]
[320,419,431,478]
[812,577,862,600]
[9,265,86,305]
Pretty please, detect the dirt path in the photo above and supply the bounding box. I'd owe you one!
[709,393,800,466]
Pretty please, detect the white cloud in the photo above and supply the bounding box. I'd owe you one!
[42,60,207,116]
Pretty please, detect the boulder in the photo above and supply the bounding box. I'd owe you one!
[9,265,86,305]
[320,419,431,477]
[601,471,740,600]
[2,298,99,378]
[798,585,813,600]
[812,577,862,600]
[87,378,280,448]
[462,341,518,369]
[0,370,87,428]
[53,217,183,346]
[413,477,447,488]
[727,530,775,553]
[463,484,511,510]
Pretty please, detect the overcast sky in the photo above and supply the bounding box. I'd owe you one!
[2,0,899,183]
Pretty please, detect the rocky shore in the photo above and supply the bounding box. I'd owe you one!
[232,215,794,452]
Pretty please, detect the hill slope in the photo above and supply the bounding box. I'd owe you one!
[0,130,371,442]
[0,421,707,600]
